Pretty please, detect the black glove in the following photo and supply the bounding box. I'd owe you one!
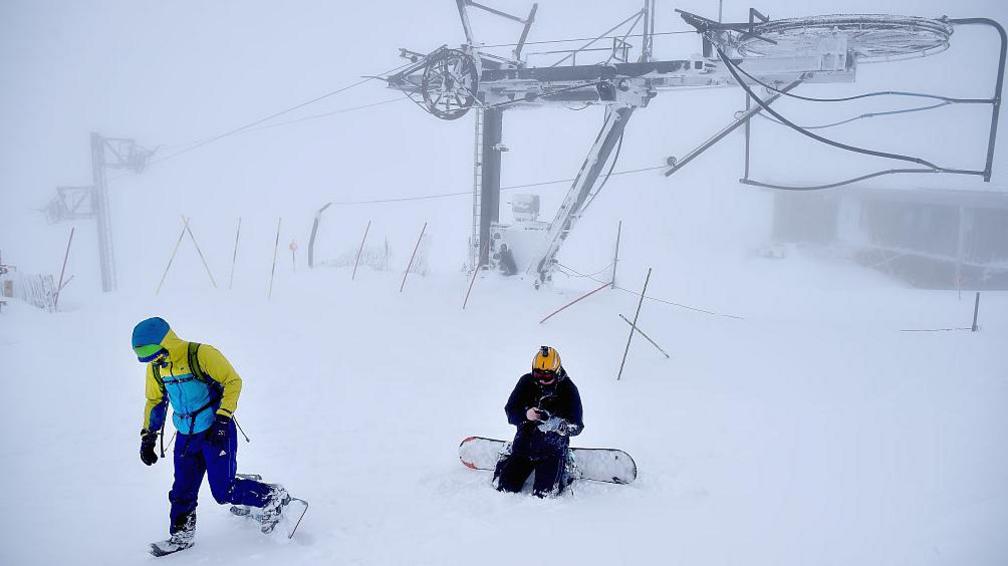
[140,429,158,466]
[206,414,230,449]
[528,408,551,421]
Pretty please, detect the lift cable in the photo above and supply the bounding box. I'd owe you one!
[754,101,953,130]
[739,168,944,191]
[479,29,696,49]
[325,162,667,206]
[555,261,744,319]
[148,61,413,166]
[242,98,406,133]
[554,260,615,280]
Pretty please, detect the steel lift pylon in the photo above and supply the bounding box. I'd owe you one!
[384,1,1004,287]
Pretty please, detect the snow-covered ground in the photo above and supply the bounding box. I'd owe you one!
[2,253,1005,565]
[3,0,1007,563]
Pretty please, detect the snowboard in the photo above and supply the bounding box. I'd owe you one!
[228,474,309,540]
[459,436,637,485]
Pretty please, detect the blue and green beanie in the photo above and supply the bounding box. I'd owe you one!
[132,317,170,362]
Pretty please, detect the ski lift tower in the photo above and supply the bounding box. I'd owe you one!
[384,1,1004,287]
[45,134,153,292]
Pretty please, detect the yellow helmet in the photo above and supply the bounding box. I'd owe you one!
[532,346,562,375]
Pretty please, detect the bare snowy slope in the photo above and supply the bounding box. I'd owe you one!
[1,255,1005,565]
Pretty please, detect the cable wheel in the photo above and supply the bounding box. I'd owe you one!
[732,14,954,63]
[421,48,479,120]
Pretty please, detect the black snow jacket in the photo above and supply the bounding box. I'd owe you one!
[505,370,583,458]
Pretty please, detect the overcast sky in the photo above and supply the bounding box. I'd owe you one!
[1,0,1005,289]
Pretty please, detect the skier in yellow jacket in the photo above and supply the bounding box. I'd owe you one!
[134,316,289,556]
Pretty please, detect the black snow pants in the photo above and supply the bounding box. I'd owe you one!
[494,450,568,497]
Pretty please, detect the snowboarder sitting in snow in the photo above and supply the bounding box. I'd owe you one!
[495,346,584,497]
[134,317,289,554]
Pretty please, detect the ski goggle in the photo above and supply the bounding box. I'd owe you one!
[532,369,557,383]
[134,343,166,363]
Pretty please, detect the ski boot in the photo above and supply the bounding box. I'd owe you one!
[259,484,291,534]
[149,513,195,557]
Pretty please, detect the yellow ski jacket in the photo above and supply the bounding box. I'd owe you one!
[141,329,242,435]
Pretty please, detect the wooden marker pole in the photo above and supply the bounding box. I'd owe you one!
[539,281,610,324]
[352,220,371,280]
[400,222,427,293]
[228,217,241,290]
[268,217,281,299]
[156,221,188,295]
[972,291,981,332]
[617,267,652,380]
[53,224,74,310]
[462,241,489,310]
[618,313,670,359]
[183,216,217,288]
[611,220,622,289]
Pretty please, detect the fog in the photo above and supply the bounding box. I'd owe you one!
[1,1,1006,564]
[3,0,1005,290]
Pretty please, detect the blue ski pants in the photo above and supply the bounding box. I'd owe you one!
[494,450,569,497]
[168,419,272,530]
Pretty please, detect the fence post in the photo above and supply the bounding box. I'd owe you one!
[539,281,610,324]
[618,313,670,358]
[462,241,489,310]
[268,217,281,299]
[156,221,189,295]
[611,220,622,289]
[228,217,241,290]
[617,267,652,380]
[400,222,427,293]
[183,216,217,288]
[54,227,75,311]
[972,291,981,332]
[352,220,371,280]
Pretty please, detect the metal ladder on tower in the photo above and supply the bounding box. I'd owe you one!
[470,110,484,271]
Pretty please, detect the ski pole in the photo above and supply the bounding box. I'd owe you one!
[160,431,177,458]
[233,416,251,443]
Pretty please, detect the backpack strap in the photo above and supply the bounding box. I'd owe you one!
[185,342,223,426]
[187,342,210,384]
[154,343,222,438]
[151,361,165,391]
